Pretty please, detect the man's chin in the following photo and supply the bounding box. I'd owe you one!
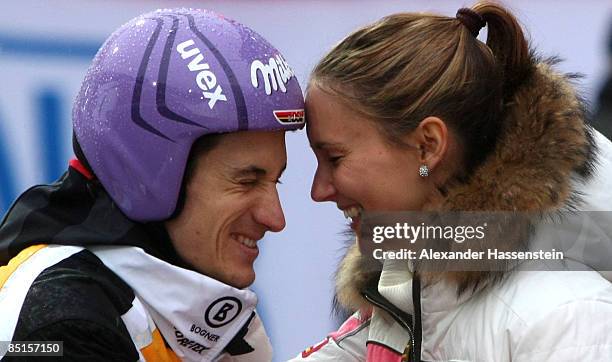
[223,268,256,289]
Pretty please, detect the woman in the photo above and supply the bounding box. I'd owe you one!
[294,2,612,361]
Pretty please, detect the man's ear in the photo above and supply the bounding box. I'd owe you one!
[404,116,449,171]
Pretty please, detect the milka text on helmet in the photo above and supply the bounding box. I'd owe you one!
[250,54,295,95]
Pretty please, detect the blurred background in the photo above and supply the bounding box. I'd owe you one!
[0,1,610,360]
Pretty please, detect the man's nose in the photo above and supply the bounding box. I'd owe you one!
[253,188,286,232]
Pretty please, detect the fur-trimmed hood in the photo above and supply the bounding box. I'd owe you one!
[336,57,601,312]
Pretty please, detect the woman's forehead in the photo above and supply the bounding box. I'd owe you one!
[306,87,370,143]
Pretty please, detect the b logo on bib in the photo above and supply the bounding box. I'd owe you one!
[205,297,242,328]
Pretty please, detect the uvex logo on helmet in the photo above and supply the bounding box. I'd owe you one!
[176,39,228,109]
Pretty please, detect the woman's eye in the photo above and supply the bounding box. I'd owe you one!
[328,155,343,165]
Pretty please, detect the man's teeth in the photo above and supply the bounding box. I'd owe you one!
[237,235,257,248]
[343,206,362,220]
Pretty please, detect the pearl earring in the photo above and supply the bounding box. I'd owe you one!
[419,164,429,177]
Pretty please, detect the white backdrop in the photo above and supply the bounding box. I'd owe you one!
[0,1,610,360]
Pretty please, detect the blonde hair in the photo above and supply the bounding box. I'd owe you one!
[311,2,530,173]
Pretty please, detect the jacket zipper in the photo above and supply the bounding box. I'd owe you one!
[362,291,415,361]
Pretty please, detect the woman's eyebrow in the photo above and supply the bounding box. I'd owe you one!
[311,141,342,150]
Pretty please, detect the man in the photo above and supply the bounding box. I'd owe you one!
[0,8,304,361]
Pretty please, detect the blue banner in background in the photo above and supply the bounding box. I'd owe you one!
[0,34,100,215]
[0,34,99,59]
[0,108,17,214]
[37,88,66,183]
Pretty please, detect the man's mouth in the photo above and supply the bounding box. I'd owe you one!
[232,233,260,249]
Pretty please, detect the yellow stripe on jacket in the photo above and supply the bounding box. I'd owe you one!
[0,244,47,288]
[141,328,181,362]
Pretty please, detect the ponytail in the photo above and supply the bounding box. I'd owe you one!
[472,2,532,96]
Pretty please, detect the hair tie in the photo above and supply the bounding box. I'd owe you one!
[456,8,486,37]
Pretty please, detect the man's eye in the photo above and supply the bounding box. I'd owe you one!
[238,179,258,186]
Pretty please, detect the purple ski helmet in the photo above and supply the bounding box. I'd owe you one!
[73,8,305,222]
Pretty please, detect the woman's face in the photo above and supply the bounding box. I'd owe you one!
[307,85,435,232]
